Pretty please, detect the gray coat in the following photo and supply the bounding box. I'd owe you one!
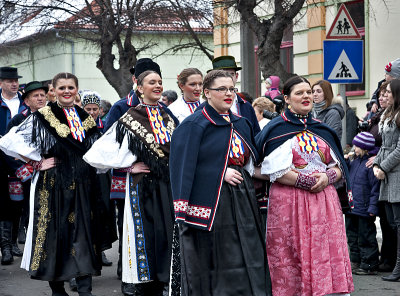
[373,117,400,203]
[314,98,344,139]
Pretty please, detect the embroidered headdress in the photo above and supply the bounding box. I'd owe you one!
[81,90,101,107]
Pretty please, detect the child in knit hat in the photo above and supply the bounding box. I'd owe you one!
[344,132,380,275]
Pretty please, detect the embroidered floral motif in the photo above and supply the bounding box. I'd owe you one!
[68,212,75,224]
[39,106,70,137]
[174,200,188,212]
[39,106,96,138]
[111,176,126,192]
[129,177,151,281]
[173,200,211,219]
[8,181,23,195]
[31,172,51,271]
[187,205,212,219]
[120,112,175,158]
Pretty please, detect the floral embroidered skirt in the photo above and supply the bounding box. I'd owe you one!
[267,183,354,296]
[179,166,272,296]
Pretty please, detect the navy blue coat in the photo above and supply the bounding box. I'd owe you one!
[104,90,139,131]
[170,102,259,231]
[0,89,26,136]
[346,155,380,217]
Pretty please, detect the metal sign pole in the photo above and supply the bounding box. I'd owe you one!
[340,84,347,148]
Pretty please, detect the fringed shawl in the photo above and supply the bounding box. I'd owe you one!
[116,105,176,183]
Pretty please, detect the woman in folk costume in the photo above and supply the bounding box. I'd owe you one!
[168,68,203,123]
[255,75,354,296]
[84,70,178,295]
[81,90,105,133]
[0,72,112,296]
[170,70,271,296]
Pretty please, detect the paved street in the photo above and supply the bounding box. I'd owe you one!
[0,241,122,296]
[1,229,399,295]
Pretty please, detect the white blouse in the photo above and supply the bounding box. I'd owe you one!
[83,121,137,173]
[261,136,340,183]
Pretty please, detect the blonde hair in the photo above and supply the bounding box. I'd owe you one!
[252,97,275,113]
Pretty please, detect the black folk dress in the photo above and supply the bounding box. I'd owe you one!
[0,102,114,281]
[178,118,271,296]
[84,103,178,291]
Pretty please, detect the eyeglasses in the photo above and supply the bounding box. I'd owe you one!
[208,87,238,94]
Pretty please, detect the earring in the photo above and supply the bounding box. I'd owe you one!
[288,104,291,109]
[140,93,144,99]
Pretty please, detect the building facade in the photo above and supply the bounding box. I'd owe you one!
[213,0,400,117]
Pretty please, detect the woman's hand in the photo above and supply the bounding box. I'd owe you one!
[224,168,243,186]
[365,155,376,168]
[373,166,385,180]
[129,162,151,174]
[310,172,329,193]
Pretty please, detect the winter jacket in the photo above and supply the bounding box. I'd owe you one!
[264,76,281,100]
[346,155,380,217]
[0,89,26,136]
[314,97,344,139]
[373,113,400,203]
[346,106,359,146]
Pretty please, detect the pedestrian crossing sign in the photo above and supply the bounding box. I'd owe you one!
[323,40,363,84]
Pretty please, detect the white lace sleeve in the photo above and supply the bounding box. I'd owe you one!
[0,116,41,161]
[261,138,294,182]
[83,121,137,173]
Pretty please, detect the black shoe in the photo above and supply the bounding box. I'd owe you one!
[381,273,400,281]
[101,252,112,266]
[121,282,135,296]
[354,268,378,275]
[11,242,23,257]
[69,278,77,291]
[0,221,14,265]
[18,227,26,244]
[351,262,360,273]
[1,247,13,265]
[378,262,394,272]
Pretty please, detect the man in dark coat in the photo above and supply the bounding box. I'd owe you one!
[208,55,261,135]
[0,67,27,265]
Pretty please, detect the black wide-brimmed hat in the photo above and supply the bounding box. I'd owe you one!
[210,55,242,72]
[130,58,162,78]
[21,81,48,100]
[0,67,22,79]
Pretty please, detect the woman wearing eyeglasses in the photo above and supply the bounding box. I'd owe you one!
[170,70,271,295]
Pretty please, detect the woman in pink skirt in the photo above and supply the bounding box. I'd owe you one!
[255,76,354,296]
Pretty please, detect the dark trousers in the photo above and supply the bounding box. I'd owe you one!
[379,201,397,267]
[385,202,400,229]
[345,214,380,270]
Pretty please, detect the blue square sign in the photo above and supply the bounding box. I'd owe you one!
[323,40,363,84]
